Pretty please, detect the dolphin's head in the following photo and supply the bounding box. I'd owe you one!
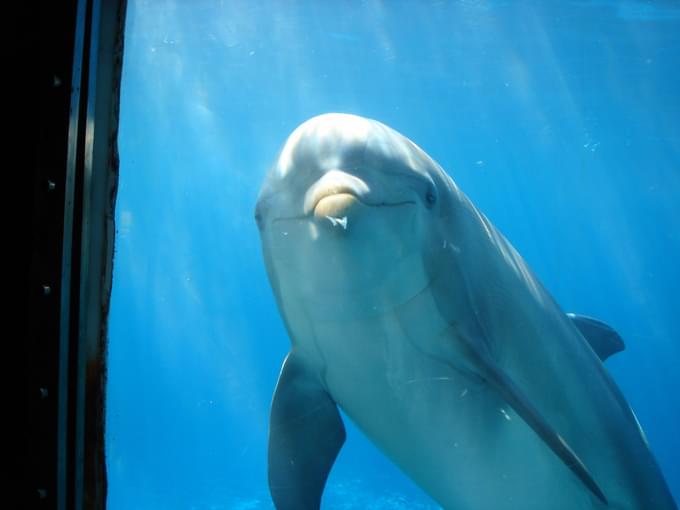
[256,113,451,312]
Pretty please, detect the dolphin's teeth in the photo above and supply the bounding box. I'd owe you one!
[326,215,348,230]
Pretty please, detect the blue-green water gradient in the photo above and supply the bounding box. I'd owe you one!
[107,1,680,508]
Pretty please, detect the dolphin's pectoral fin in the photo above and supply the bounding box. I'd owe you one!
[268,353,346,510]
[457,333,609,506]
[567,313,625,361]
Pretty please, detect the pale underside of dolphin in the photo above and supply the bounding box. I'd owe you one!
[255,113,677,510]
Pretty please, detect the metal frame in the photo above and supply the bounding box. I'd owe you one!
[26,1,126,508]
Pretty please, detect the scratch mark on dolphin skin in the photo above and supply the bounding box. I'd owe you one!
[402,376,454,386]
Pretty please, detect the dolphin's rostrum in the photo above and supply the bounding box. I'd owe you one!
[255,113,677,510]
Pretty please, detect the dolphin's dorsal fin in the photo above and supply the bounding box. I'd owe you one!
[567,313,625,361]
[455,330,608,506]
[268,353,346,510]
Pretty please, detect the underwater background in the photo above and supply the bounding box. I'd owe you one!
[106,1,680,508]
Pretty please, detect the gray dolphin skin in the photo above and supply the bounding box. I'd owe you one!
[255,113,677,510]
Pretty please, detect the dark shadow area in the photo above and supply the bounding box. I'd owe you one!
[22,1,126,508]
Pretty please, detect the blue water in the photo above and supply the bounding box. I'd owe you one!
[107,1,680,508]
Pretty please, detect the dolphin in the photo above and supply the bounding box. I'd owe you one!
[254,113,677,510]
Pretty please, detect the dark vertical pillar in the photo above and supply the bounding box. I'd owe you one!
[24,1,126,509]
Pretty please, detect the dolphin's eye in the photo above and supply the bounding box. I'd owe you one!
[425,188,437,208]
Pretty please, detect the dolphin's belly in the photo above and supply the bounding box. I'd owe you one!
[307,312,593,510]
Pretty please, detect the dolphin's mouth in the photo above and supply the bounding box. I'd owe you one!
[310,187,361,207]
[309,191,417,222]
[267,172,416,226]
[303,176,369,216]
[269,193,416,227]
[310,190,362,219]
[301,170,421,221]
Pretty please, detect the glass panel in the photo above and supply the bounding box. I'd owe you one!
[108,1,680,508]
